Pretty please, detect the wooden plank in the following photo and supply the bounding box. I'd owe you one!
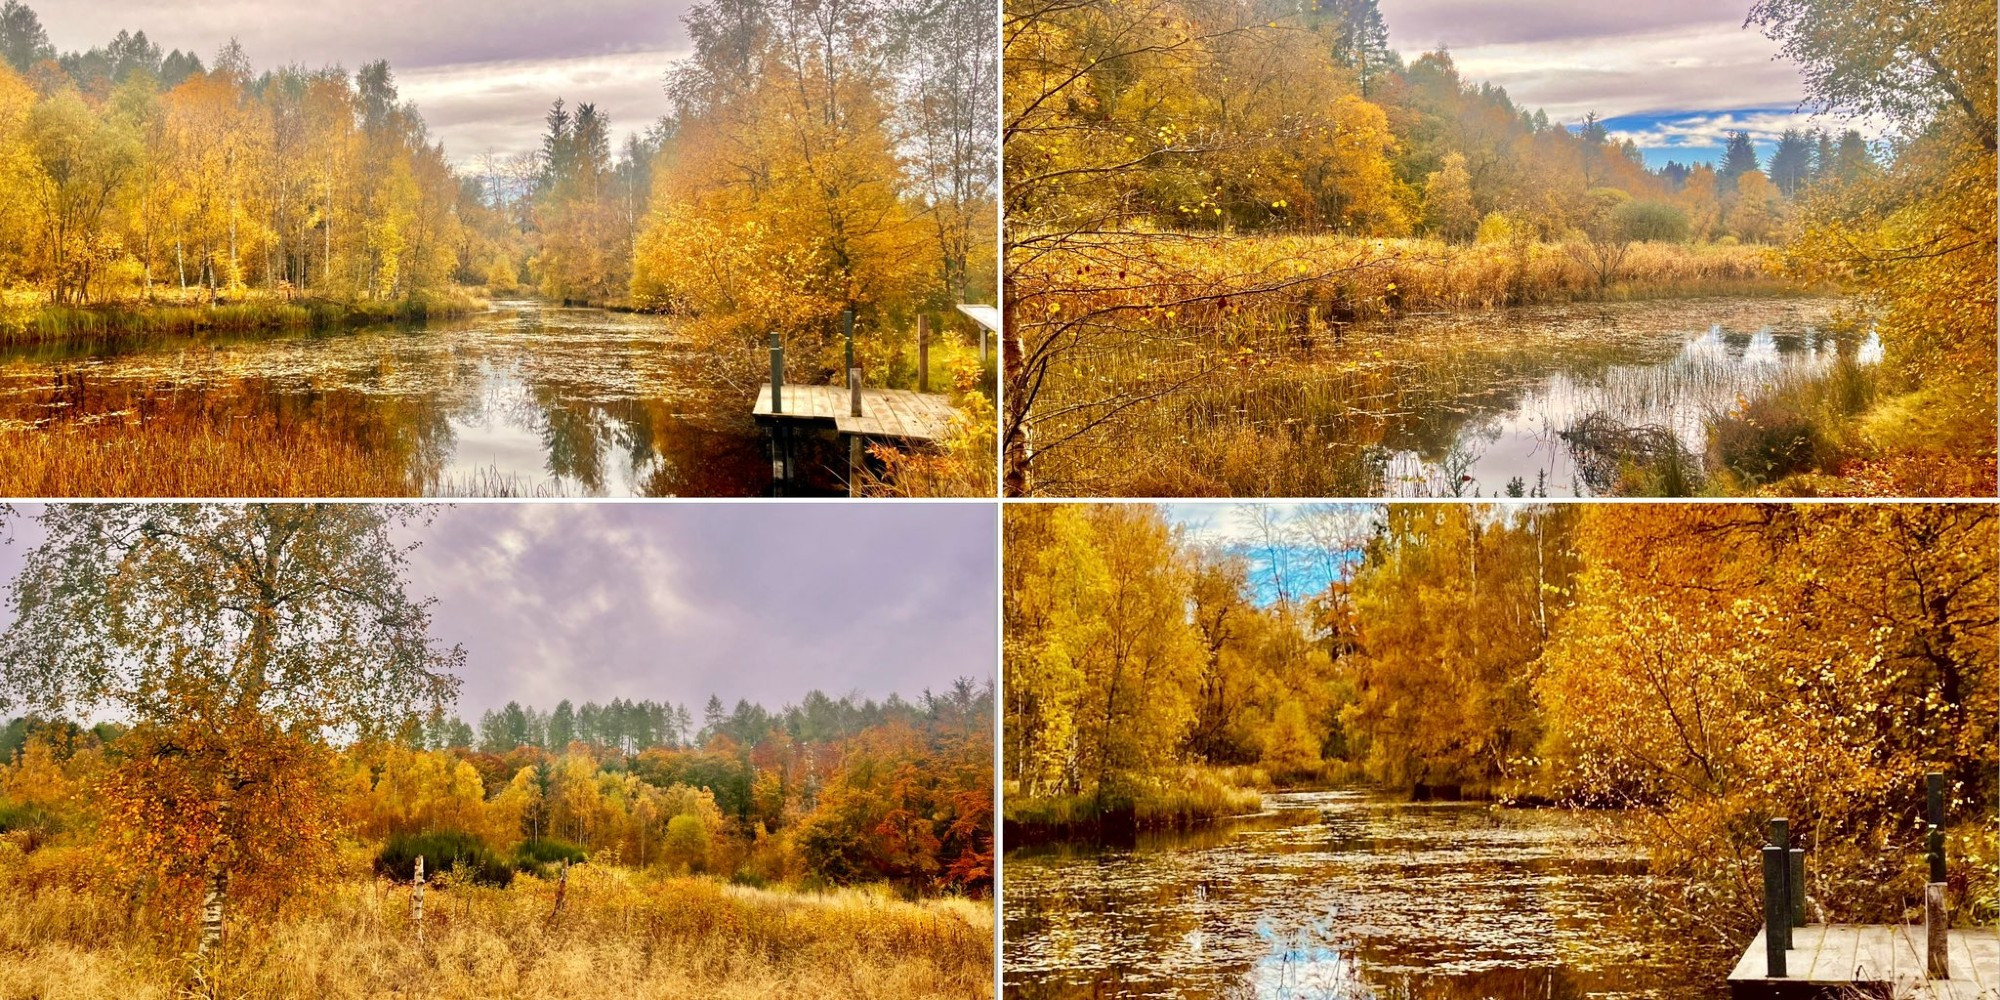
[1730,928,1771,981]
[1830,924,1863,983]
[1854,925,1897,983]
[1795,924,1831,980]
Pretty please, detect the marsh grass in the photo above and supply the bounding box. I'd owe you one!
[0,410,415,497]
[0,289,485,346]
[0,864,993,1000]
[1005,766,1266,840]
[1015,234,1806,496]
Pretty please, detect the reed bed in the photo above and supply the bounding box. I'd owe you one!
[0,411,415,497]
[0,861,992,1000]
[0,289,486,345]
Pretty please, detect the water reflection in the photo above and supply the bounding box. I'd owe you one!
[0,301,783,496]
[1175,297,1866,497]
[1005,790,1708,1000]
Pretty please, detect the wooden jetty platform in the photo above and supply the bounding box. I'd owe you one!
[751,383,959,443]
[1729,925,1998,1000]
[1731,778,1996,999]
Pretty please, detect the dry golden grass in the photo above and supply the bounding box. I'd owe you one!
[0,411,415,498]
[0,860,993,1000]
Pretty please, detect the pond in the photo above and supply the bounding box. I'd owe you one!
[1174,296,1873,497]
[0,300,791,496]
[1004,789,1722,1000]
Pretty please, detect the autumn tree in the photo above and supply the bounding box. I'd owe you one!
[1422,151,1477,243]
[0,504,463,951]
[1753,0,1997,493]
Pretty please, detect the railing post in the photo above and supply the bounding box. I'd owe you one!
[769,332,784,414]
[850,367,863,417]
[843,308,855,375]
[1925,883,1949,978]
[918,314,930,393]
[1927,772,1947,883]
[1763,844,1789,977]
[1769,818,1793,950]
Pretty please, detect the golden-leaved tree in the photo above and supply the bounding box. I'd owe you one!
[631,0,931,373]
[1752,0,1998,494]
[0,504,463,951]
[1536,504,1997,939]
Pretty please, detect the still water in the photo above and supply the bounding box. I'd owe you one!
[1186,297,1873,497]
[0,300,777,496]
[1005,789,1717,1000]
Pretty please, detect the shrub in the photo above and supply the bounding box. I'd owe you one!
[1706,396,1832,485]
[511,838,587,877]
[374,831,512,888]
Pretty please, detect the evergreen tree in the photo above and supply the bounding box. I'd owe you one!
[1717,130,1760,189]
[548,699,576,750]
[1767,128,1813,195]
[1310,0,1396,95]
[0,0,51,73]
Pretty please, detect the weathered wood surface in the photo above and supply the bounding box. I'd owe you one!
[751,383,959,443]
[1729,925,1998,1000]
[955,304,1000,332]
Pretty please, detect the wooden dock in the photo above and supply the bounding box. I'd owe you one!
[1729,925,1998,1000]
[751,383,960,443]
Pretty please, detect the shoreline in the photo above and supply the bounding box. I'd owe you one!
[0,290,491,347]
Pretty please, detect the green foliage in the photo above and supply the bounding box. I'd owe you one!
[374,830,513,888]
[511,837,586,877]
[1612,200,1690,242]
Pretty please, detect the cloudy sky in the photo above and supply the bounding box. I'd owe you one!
[1379,0,1847,166]
[0,503,997,719]
[37,1,1849,173]
[36,0,692,165]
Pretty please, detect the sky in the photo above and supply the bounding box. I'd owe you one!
[1378,0,1852,168]
[1164,503,1373,605]
[0,503,997,719]
[35,0,693,165]
[34,2,1857,177]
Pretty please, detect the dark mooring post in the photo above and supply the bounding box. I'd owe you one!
[843,308,855,375]
[1927,772,1948,883]
[1769,819,1793,950]
[918,314,931,393]
[1763,844,1789,977]
[769,332,785,414]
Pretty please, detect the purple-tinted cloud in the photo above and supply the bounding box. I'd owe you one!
[0,503,998,719]
[31,0,689,163]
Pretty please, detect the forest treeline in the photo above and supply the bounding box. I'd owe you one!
[1004,503,1997,937]
[0,6,476,320]
[1002,0,1997,496]
[2,681,993,898]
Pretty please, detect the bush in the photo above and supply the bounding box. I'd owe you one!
[1706,396,1832,485]
[374,831,512,888]
[1614,200,1691,242]
[511,838,587,877]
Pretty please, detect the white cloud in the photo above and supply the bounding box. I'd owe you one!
[1443,22,1806,123]
[399,49,686,166]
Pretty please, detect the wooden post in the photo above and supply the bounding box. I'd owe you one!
[1929,823,1948,885]
[412,854,425,945]
[843,308,855,374]
[1762,845,1789,977]
[1927,773,1947,883]
[918,314,930,393]
[1769,819,1792,951]
[1788,848,1805,927]
[848,435,863,498]
[849,367,862,417]
[1925,883,1949,978]
[548,858,569,926]
[769,332,784,414]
